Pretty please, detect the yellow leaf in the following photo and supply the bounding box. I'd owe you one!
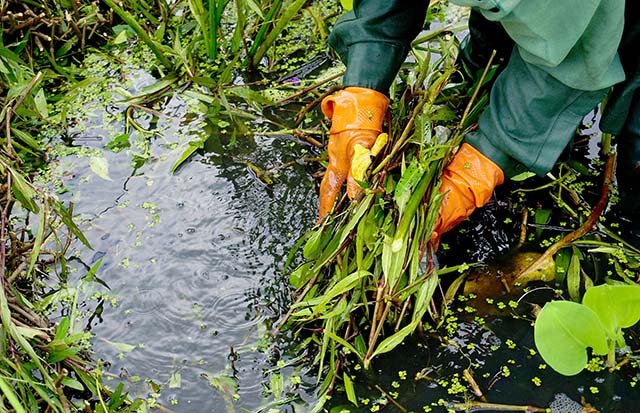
[350,144,372,182]
[370,133,388,156]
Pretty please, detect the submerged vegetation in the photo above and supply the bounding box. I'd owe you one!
[1,0,639,412]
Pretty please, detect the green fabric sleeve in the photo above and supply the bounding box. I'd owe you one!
[465,48,609,178]
[452,0,626,91]
[328,0,428,94]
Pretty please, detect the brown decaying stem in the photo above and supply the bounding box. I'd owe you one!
[367,279,385,349]
[463,368,487,402]
[517,152,616,277]
[451,401,547,412]
[364,298,391,366]
[518,207,528,247]
[9,302,48,329]
[281,72,344,108]
[375,385,408,412]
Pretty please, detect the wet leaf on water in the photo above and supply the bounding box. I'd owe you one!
[171,139,204,173]
[105,133,131,152]
[444,272,466,308]
[89,156,112,181]
[169,371,182,389]
[102,339,136,353]
[510,171,536,182]
[209,374,238,395]
[270,373,283,400]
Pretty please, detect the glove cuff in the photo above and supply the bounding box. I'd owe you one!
[321,87,390,133]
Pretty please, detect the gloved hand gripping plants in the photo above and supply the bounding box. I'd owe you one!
[280,32,502,396]
[318,87,390,220]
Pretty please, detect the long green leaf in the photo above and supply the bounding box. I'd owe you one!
[370,319,419,360]
[323,329,363,361]
[251,0,305,67]
[0,376,28,413]
[247,0,282,60]
[8,165,39,213]
[26,204,46,278]
[101,0,173,70]
[343,372,358,406]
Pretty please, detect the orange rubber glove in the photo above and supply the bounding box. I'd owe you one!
[431,143,505,247]
[319,87,390,220]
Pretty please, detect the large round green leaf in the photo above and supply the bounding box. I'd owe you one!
[534,301,608,376]
[583,284,640,343]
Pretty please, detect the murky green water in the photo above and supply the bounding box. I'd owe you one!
[47,49,639,413]
[49,57,321,411]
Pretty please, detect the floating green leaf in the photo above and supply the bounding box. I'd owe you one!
[89,156,113,181]
[534,301,608,376]
[582,284,640,346]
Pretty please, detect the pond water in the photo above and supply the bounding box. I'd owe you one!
[50,58,322,411]
[48,48,639,413]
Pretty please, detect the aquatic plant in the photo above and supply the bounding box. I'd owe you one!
[534,284,640,376]
[0,48,148,413]
[280,16,494,396]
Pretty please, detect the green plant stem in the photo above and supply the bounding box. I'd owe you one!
[101,0,173,70]
[607,340,616,368]
[210,0,219,59]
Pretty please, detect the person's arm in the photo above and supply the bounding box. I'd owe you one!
[453,0,625,176]
[451,0,625,91]
[329,0,428,94]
